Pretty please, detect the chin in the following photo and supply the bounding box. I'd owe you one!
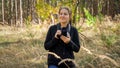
[61,22,67,24]
[60,21,67,23]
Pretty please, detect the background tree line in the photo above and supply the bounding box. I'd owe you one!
[0,0,120,26]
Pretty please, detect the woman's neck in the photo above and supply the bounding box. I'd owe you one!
[60,22,68,28]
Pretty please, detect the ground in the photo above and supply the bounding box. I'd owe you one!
[0,19,120,68]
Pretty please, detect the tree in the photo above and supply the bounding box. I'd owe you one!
[2,0,4,24]
[15,0,18,25]
[20,0,23,27]
[0,0,120,26]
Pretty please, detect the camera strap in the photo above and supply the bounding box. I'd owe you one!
[57,23,61,30]
[67,24,71,33]
[57,23,71,34]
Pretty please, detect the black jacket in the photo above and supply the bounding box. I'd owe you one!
[44,23,80,68]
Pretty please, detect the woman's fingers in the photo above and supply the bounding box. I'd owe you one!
[55,30,61,39]
[60,35,70,44]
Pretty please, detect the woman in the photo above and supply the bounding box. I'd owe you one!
[44,6,80,68]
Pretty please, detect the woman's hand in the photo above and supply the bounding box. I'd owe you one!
[60,33,71,44]
[55,30,61,39]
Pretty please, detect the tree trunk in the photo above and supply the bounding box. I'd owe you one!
[8,0,11,25]
[109,0,115,18]
[20,0,23,27]
[15,0,18,25]
[93,0,98,16]
[27,0,30,18]
[73,0,80,25]
[2,0,5,24]
[10,0,13,26]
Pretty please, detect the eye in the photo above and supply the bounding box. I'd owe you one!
[64,13,68,15]
[60,13,63,15]
[60,13,68,15]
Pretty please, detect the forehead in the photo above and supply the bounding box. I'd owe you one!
[59,9,69,13]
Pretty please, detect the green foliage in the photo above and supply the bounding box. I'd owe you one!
[36,0,58,21]
[76,14,81,23]
[84,8,96,26]
[76,26,83,33]
[36,0,77,21]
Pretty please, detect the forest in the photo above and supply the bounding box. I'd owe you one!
[0,0,120,68]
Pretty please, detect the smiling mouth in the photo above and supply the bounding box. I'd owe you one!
[61,18,65,20]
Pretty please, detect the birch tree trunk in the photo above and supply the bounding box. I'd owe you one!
[15,0,18,25]
[2,0,5,24]
[20,0,23,27]
[11,0,13,25]
[27,0,30,18]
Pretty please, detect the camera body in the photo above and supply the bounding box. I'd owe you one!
[61,27,67,36]
[57,27,67,39]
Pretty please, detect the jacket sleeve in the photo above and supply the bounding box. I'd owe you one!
[67,28,80,52]
[44,26,58,50]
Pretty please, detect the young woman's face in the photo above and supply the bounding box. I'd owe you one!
[58,9,70,24]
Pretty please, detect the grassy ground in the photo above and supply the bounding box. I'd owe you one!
[0,19,120,68]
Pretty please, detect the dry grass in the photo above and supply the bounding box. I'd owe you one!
[0,17,120,68]
[0,24,48,68]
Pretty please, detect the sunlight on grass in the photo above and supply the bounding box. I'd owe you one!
[0,24,48,68]
[0,19,120,68]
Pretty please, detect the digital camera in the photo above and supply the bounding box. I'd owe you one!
[57,27,67,39]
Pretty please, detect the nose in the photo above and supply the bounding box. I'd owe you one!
[61,14,64,16]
